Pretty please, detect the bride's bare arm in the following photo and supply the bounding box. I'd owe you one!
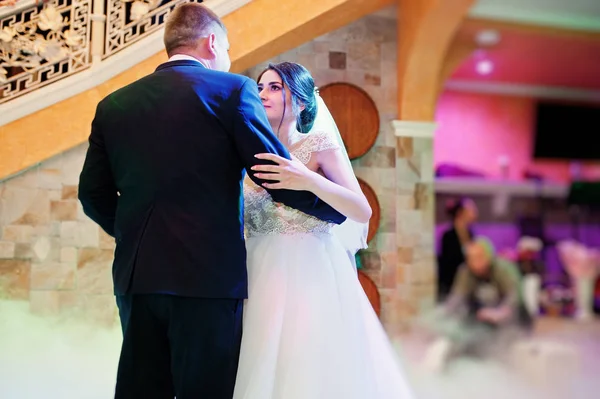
[309,149,372,223]
[252,149,371,223]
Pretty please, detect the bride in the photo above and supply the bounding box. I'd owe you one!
[233,61,415,399]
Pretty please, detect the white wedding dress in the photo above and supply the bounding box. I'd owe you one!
[233,130,415,399]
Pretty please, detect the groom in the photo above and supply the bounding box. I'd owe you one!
[78,3,345,399]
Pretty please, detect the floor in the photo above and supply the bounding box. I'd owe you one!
[0,299,598,399]
[400,316,600,399]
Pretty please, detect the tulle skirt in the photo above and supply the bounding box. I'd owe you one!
[233,233,415,399]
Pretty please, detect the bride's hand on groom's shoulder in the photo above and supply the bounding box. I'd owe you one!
[252,153,317,191]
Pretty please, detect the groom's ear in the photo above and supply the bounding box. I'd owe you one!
[206,32,218,58]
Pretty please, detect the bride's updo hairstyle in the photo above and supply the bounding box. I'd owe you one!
[257,62,317,134]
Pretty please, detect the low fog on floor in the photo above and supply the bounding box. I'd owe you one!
[0,299,597,399]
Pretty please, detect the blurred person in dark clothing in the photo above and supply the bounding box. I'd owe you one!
[437,197,478,301]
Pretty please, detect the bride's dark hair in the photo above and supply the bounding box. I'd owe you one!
[257,62,317,134]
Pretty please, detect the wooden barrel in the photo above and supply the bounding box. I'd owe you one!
[358,270,381,317]
[318,83,379,159]
[357,178,380,243]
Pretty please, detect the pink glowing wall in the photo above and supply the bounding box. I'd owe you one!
[434,90,600,182]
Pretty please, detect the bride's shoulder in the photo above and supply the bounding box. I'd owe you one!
[292,130,340,164]
[300,130,340,152]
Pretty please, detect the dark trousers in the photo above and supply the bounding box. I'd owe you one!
[115,294,243,399]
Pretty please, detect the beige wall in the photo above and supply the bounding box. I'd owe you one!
[0,144,117,326]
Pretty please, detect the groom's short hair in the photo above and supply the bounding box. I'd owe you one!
[164,3,227,56]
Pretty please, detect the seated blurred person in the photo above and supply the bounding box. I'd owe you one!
[423,237,531,371]
[446,237,532,331]
[437,197,478,302]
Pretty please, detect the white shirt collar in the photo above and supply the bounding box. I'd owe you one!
[168,54,205,67]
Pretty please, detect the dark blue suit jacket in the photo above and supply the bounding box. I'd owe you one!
[78,60,346,298]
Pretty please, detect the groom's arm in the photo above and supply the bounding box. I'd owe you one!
[78,102,118,237]
[231,79,346,224]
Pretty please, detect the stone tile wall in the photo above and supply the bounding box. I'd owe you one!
[0,145,117,326]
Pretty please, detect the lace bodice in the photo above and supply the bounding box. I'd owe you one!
[244,131,340,237]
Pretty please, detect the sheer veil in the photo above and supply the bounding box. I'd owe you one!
[309,92,369,266]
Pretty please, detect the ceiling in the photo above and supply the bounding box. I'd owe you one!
[469,0,600,32]
[370,1,600,96]
[374,0,600,32]
[450,25,600,91]
[456,0,600,96]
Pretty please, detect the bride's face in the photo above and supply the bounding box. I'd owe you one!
[258,70,296,126]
